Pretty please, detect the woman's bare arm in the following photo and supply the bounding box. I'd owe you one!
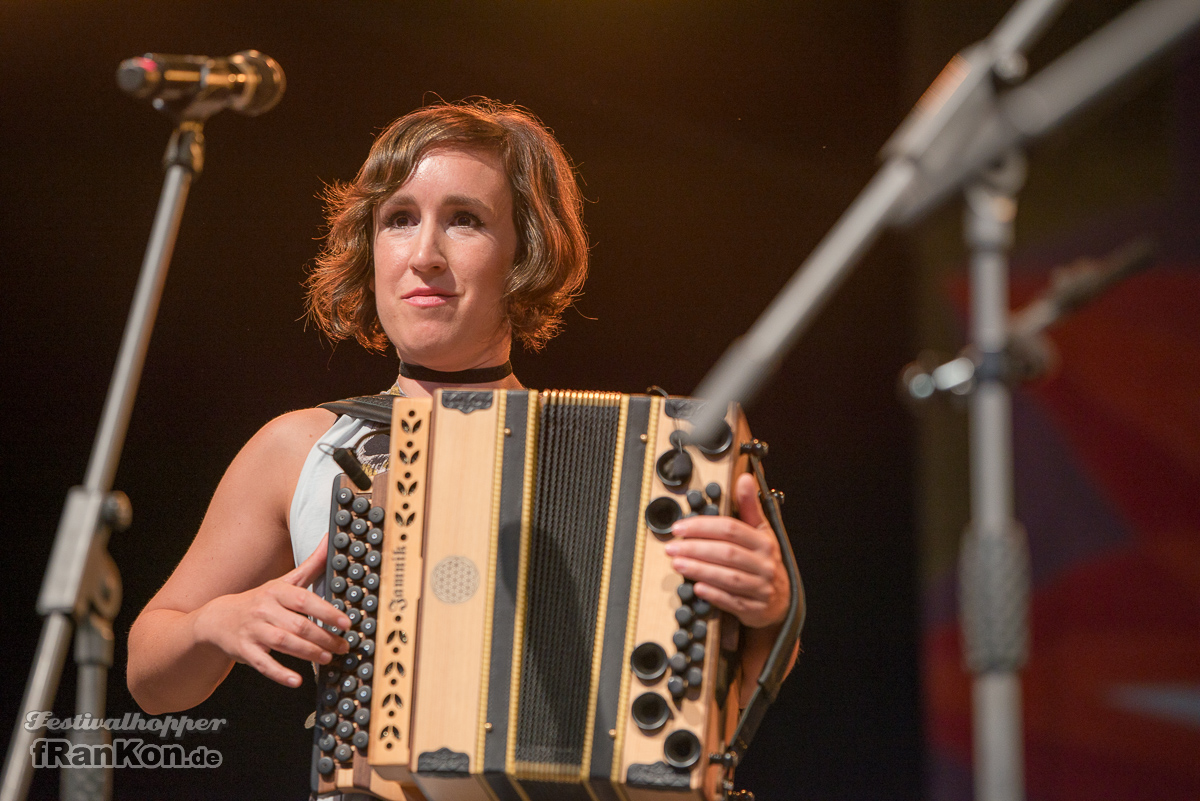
[127,408,350,714]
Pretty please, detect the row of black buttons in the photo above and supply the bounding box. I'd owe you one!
[315,487,385,777]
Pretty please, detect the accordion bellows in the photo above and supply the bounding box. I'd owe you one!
[312,390,751,801]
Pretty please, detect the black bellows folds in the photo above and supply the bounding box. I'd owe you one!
[515,400,620,768]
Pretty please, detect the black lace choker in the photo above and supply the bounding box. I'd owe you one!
[399,360,513,384]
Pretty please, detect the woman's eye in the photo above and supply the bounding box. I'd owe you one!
[386,211,414,227]
[450,212,481,228]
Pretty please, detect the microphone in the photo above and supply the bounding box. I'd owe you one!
[117,50,285,118]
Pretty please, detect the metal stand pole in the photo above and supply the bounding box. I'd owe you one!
[959,153,1032,801]
[0,127,201,801]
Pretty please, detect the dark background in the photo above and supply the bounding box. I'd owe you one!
[1,2,929,799]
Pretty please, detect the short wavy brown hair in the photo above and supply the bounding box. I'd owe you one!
[305,99,588,354]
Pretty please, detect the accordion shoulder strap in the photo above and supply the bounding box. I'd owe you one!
[317,395,397,425]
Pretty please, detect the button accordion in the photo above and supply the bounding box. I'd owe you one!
[310,389,787,801]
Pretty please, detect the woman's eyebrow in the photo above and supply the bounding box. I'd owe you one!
[442,193,492,213]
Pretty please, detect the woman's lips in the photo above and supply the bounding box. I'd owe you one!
[402,288,454,307]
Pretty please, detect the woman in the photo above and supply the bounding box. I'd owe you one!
[127,99,793,717]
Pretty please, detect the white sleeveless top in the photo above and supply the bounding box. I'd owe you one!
[288,414,385,569]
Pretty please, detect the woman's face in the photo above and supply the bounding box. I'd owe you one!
[371,146,518,371]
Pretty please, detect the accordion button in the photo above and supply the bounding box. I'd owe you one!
[347,609,361,626]
[349,541,367,558]
[367,527,384,545]
[696,420,733,456]
[688,643,706,664]
[631,692,670,731]
[669,653,689,675]
[320,689,338,708]
[705,483,723,504]
[357,662,374,680]
[334,743,353,763]
[319,711,337,729]
[336,721,354,739]
[347,563,365,581]
[351,496,370,515]
[359,640,375,657]
[691,599,713,618]
[361,594,378,613]
[667,676,687,699]
[352,730,370,750]
[332,554,349,571]
[356,685,372,704]
[336,488,354,507]
[368,506,385,524]
[318,734,336,752]
[363,573,381,590]
[630,642,668,682]
[676,581,696,603]
[333,532,350,550]
[361,618,377,636]
[663,730,703,769]
[334,510,352,528]
[686,666,703,688]
[702,504,719,516]
[332,599,346,613]
[656,448,693,488]
[346,586,364,604]
[691,620,708,641]
[674,606,694,627]
[317,756,335,775]
[365,550,382,568]
[345,632,361,649]
[672,630,691,650]
[354,708,371,727]
[350,518,369,536]
[330,577,347,595]
[686,490,705,512]
[646,497,683,537]
[338,697,355,716]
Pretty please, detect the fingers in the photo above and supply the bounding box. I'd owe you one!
[733,472,767,530]
[272,581,350,632]
[665,472,786,629]
[286,532,331,589]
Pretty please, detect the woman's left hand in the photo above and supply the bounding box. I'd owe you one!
[665,472,789,630]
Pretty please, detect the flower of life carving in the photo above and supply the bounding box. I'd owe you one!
[430,556,480,604]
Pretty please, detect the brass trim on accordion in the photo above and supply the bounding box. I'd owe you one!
[313,389,752,801]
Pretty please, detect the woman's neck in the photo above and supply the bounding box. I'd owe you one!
[394,369,524,399]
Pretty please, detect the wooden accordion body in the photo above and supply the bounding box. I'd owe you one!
[312,389,752,801]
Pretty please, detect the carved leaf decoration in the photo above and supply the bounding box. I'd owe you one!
[380,725,401,741]
[406,481,419,495]
[396,451,411,464]
[403,512,415,526]
[387,630,399,643]
[399,630,408,644]
[385,661,404,676]
[400,419,411,433]
[396,481,409,495]
[410,420,422,433]
[383,693,403,708]
[394,511,407,527]
[409,450,420,464]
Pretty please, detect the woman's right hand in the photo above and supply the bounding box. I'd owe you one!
[192,533,352,689]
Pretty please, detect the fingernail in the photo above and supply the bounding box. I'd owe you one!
[288,675,301,688]
[318,651,332,664]
[663,543,678,556]
[339,616,351,630]
[672,557,689,572]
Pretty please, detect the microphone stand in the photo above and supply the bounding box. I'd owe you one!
[1,111,209,801]
[683,1,1200,800]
